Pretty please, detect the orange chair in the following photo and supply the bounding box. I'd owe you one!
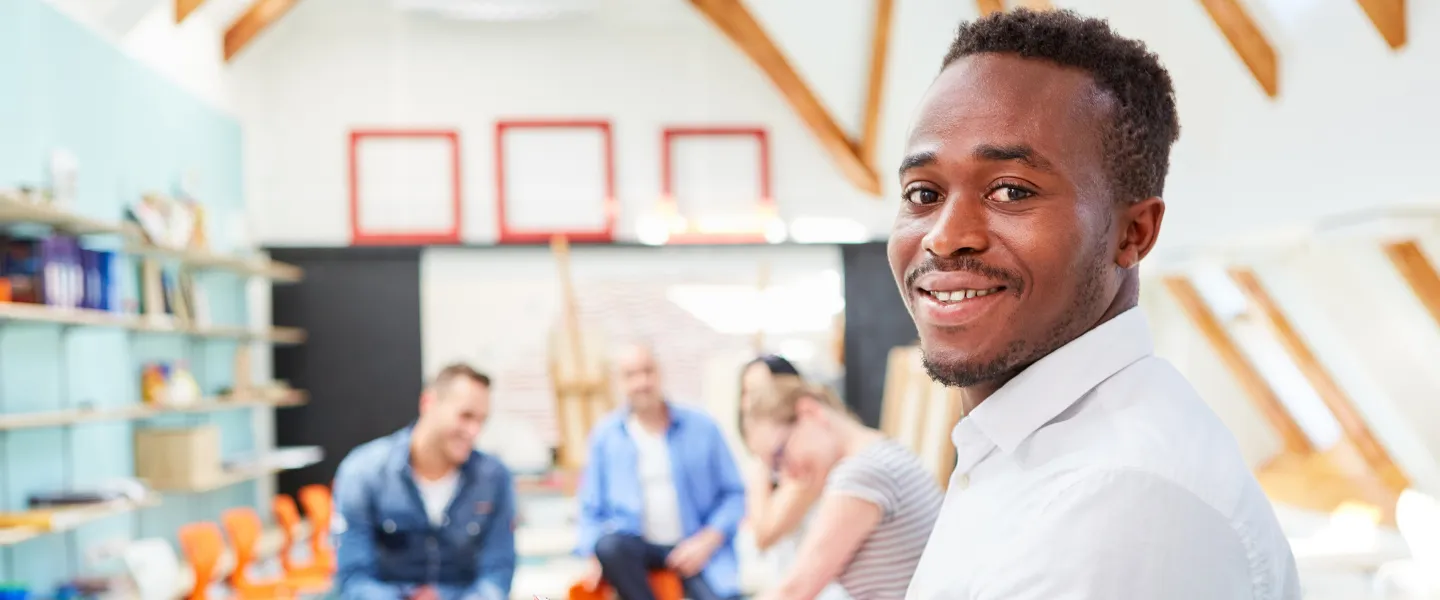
[178,522,224,600]
[568,570,684,600]
[220,507,303,599]
[297,484,336,574]
[273,494,334,590]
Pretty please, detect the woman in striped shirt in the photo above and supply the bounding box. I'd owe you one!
[742,384,943,600]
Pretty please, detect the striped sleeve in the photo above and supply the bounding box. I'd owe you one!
[825,450,901,519]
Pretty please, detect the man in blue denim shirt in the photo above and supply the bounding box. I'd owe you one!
[333,364,516,600]
[575,344,747,600]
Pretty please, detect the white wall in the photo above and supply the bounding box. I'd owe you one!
[229,0,891,246]
[420,244,843,447]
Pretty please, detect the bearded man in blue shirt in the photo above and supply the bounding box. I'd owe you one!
[575,344,747,600]
[332,364,516,600]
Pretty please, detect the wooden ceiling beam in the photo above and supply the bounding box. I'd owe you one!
[175,0,207,23]
[224,0,301,62]
[1228,268,1410,493]
[1197,0,1279,98]
[1355,0,1406,49]
[689,0,880,195]
[1162,276,1314,455]
[1382,240,1440,328]
[859,0,895,170]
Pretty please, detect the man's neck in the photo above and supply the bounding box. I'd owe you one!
[960,274,1140,412]
[410,434,457,482]
[630,401,670,434]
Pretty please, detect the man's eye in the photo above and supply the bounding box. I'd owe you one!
[986,185,1035,203]
[903,188,942,205]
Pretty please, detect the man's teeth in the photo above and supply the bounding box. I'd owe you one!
[928,288,1003,303]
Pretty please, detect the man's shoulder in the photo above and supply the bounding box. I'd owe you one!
[467,448,513,482]
[337,430,404,477]
[670,403,722,431]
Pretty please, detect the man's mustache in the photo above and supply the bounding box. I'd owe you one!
[904,256,1024,293]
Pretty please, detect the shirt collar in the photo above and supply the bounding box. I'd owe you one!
[622,401,684,435]
[387,424,479,479]
[960,307,1154,456]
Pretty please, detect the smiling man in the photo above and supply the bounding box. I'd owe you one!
[892,10,1299,600]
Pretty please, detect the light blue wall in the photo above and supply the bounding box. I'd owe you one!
[0,0,258,589]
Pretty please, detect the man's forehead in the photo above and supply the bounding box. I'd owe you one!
[907,53,1109,153]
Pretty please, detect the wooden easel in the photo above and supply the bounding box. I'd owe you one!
[880,345,964,487]
[548,235,616,471]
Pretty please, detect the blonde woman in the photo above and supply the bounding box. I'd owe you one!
[737,356,814,550]
[743,384,942,600]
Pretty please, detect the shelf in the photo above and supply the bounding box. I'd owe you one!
[150,457,322,494]
[0,390,307,431]
[0,303,307,344]
[128,244,303,283]
[0,199,129,236]
[0,496,162,547]
[0,197,302,282]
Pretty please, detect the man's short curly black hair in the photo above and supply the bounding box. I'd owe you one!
[942,9,1180,204]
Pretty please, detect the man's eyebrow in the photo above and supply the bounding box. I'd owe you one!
[974,143,1056,172]
[897,151,937,179]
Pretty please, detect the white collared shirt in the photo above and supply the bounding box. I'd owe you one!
[905,308,1300,600]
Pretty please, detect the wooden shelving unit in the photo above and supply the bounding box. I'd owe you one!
[0,496,162,547]
[0,197,313,581]
[0,390,307,431]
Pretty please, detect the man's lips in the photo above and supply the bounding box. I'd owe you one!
[910,271,1017,327]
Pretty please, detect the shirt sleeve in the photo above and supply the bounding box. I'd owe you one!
[575,428,610,557]
[975,469,1256,600]
[824,457,897,519]
[333,452,409,598]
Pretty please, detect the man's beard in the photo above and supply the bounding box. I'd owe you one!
[921,242,1110,389]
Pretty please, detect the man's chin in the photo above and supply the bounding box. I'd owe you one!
[919,345,1017,388]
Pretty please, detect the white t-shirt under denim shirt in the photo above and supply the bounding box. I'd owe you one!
[905,308,1300,600]
[629,415,686,546]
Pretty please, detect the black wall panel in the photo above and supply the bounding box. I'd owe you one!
[270,247,424,497]
[841,242,918,429]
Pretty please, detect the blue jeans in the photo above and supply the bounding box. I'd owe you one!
[593,533,735,600]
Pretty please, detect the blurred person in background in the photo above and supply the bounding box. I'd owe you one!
[892,9,1297,599]
[332,364,516,600]
[575,343,747,600]
[742,384,942,600]
[737,355,848,600]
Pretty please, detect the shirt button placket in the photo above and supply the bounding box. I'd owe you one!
[427,534,440,583]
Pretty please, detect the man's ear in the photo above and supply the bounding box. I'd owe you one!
[1116,197,1165,269]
